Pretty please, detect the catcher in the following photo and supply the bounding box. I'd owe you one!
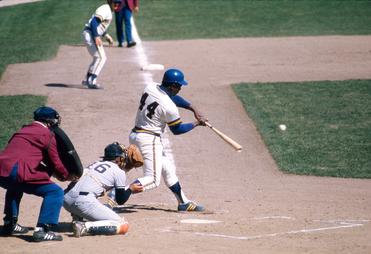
[63,142,143,237]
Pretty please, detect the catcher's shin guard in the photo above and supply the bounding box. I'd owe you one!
[88,225,117,235]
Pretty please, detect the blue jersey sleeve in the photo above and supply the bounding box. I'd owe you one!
[169,122,195,135]
[171,95,191,109]
[90,16,101,38]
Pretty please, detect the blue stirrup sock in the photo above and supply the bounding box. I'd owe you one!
[169,182,189,204]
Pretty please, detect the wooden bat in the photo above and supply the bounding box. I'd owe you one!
[205,122,243,152]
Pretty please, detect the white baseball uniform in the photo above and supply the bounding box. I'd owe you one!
[63,160,126,223]
[129,83,190,203]
[82,4,112,84]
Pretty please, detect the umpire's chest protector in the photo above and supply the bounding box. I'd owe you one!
[52,126,83,177]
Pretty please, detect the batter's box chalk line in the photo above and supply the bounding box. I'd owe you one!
[160,218,369,241]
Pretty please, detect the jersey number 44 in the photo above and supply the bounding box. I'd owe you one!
[139,92,159,119]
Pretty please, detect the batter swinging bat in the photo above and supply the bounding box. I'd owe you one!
[205,122,243,152]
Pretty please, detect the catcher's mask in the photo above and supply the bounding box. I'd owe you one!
[102,142,127,169]
[33,106,61,127]
[161,68,188,87]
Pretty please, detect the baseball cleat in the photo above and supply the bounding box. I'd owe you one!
[32,228,63,242]
[81,80,88,87]
[177,201,205,212]
[1,223,29,236]
[87,83,102,89]
[72,221,88,238]
[127,41,136,48]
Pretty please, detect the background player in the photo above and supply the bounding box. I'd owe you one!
[64,142,143,237]
[129,68,207,212]
[114,0,139,48]
[81,0,121,89]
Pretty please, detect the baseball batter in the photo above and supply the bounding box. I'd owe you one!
[129,68,207,212]
[63,142,143,237]
[81,0,121,89]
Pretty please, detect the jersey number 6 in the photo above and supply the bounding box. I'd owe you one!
[139,92,159,119]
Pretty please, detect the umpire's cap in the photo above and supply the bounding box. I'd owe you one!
[162,68,188,86]
[102,142,124,160]
[33,106,60,126]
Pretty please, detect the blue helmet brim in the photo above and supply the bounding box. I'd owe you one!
[179,80,188,86]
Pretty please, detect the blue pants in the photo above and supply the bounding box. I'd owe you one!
[115,6,133,45]
[0,165,64,227]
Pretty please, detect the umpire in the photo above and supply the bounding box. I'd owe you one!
[0,106,71,242]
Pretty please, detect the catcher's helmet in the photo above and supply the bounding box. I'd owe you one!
[33,106,60,126]
[161,68,188,86]
[103,142,125,160]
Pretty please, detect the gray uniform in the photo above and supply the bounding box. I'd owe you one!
[64,160,126,221]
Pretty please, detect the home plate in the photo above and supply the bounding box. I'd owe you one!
[180,219,221,224]
[141,64,165,71]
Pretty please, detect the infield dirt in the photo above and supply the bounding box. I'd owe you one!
[0,36,371,253]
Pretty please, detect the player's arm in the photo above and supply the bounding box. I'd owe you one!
[171,95,191,109]
[168,118,200,135]
[90,16,103,46]
[114,188,131,205]
[114,182,143,205]
[90,16,101,38]
[133,0,139,12]
[171,95,207,126]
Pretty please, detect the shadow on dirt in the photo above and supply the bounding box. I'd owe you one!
[114,204,177,214]
[45,83,86,89]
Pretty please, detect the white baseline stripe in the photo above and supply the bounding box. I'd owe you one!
[163,220,366,241]
[253,216,294,220]
[193,222,364,240]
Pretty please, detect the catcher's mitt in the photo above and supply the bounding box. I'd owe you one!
[124,144,144,170]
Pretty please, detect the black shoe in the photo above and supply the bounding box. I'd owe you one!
[127,41,136,48]
[1,223,29,236]
[33,228,63,242]
[118,43,123,47]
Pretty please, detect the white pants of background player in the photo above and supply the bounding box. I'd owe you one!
[64,191,126,233]
[129,132,191,204]
[82,30,106,85]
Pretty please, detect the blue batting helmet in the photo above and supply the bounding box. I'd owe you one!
[33,106,60,126]
[161,68,188,86]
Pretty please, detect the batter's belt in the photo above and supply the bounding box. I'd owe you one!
[132,127,161,137]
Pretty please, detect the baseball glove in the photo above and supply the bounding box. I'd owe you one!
[124,144,144,170]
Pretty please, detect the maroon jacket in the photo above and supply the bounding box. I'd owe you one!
[116,0,139,12]
[0,122,69,184]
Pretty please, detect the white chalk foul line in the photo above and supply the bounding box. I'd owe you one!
[163,220,367,241]
[253,216,294,220]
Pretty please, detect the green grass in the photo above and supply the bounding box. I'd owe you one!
[0,0,103,77]
[2,0,371,77]
[138,0,371,40]
[233,80,371,178]
[0,95,46,149]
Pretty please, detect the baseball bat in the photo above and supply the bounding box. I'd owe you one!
[205,122,243,152]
